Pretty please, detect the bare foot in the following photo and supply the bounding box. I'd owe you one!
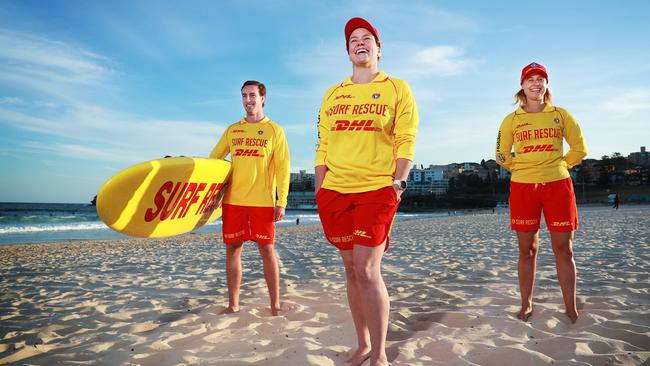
[517,306,533,321]
[271,306,282,316]
[220,306,240,314]
[370,355,389,366]
[346,348,371,366]
[565,311,578,324]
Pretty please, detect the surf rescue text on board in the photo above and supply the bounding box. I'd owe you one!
[144,181,224,222]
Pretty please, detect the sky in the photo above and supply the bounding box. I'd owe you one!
[1,0,649,203]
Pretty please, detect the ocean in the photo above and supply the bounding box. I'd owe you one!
[0,203,320,245]
[0,202,447,245]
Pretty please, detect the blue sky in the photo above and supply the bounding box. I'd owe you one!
[1,0,649,203]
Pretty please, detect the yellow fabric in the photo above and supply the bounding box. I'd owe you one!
[496,103,587,183]
[315,71,419,193]
[210,117,290,207]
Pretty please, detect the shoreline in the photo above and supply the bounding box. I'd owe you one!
[1,206,649,365]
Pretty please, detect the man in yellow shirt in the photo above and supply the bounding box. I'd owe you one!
[315,17,418,366]
[210,80,290,316]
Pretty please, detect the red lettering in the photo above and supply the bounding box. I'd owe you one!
[171,183,198,220]
[349,120,366,130]
[196,183,218,215]
[181,183,206,218]
[334,120,349,131]
[144,181,173,222]
[204,183,225,213]
[362,120,375,131]
[333,119,378,132]
[160,182,186,221]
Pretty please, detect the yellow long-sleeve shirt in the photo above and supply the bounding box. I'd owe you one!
[210,116,290,207]
[315,71,419,193]
[496,104,587,183]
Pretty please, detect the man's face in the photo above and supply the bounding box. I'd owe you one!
[241,85,265,115]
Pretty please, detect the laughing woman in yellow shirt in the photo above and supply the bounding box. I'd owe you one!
[315,17,418,366]
[496,62,587,323]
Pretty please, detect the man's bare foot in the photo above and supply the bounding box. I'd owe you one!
[220,306,240,314]
[517,306,533,321]
[346,347,371,366]
[565,311,578,324]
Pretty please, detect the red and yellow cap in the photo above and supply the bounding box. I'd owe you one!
[344,17,380,50]
[520,62,548,84]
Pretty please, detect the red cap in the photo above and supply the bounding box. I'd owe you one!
[520,62,548,84]
[344,17,380,50]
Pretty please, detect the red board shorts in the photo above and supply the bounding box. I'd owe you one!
[316,186,400,251]
[222,204,275,245]
[509,177,578,232]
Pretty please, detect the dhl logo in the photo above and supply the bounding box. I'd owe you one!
[332,119,381,132]
[521,144,556,153]
[144,181,224,222]
[353,229,372,238]
[552,221,572,227]
[234,149,263,157]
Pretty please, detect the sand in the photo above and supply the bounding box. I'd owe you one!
[1,205,649,365]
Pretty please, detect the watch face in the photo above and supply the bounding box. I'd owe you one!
[400,180,407,189]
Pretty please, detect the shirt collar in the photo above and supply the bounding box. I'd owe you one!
[516,103,555,114]
[239,116,270,124]
[341,71,389,86]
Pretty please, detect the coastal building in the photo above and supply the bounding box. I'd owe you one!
[408,165,449,195]
[290,170,315,192]
[286,191,316,210]
[628,146,650,166]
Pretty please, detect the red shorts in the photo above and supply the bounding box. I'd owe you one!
[222,204,275,244]
[316,186,400,251]
[509,177,578,232]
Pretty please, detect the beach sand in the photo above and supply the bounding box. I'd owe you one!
[1,205,649,365]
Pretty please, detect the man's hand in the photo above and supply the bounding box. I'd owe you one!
[274,206,285,222]
[392,184,405,199]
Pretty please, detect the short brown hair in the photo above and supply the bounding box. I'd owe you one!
[241,80,266,107]
[241,80,266,97]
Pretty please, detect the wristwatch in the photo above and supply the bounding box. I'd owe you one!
[393,179,407,191]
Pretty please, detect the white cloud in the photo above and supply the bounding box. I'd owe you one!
[386,44,483,79]
[0,29,116,105]
[602,89,650,115]
[0,96,24,105]
[0,29,225,165]
[0,29,112,86]
[1,103,228,164]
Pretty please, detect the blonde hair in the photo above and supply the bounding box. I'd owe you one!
[514,87,553,106]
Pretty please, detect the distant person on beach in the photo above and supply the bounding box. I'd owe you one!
[210,80,290,316]
[496,62,587,323]
[613,193,620,210]
[314,17,419,366]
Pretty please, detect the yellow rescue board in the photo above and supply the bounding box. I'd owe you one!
[96,157,231,238]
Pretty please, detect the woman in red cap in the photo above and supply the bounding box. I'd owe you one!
[496,62,587,323]
[315,17,418,366]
